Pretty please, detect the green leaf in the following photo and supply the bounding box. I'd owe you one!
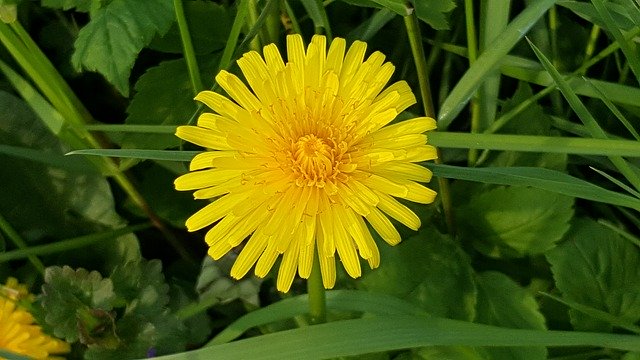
[41,0,92,12]
[558,1,636,31]
[150,1,231,55]
[161,314,640,360]
[340,0,411,16]
[413,346,489,360]
[122,55,218,149]
[428,164,640,211]
[438,0,556,128]
[71,0,175,96]
[359,228,477,321]
[41,266,116,342]
[546,218,640,332]
[457,186,574,258]
[487,82,567,170]
[196,256,262,308]
[475,272,547,360]
[412,0,456,30]
[110,259,170,318]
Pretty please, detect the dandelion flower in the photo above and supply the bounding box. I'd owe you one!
[175,34,437,292]
[0,278,70,359]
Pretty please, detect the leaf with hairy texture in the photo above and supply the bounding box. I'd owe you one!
[41,266,116,342]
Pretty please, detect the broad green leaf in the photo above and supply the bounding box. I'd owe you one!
[122,56,218,150]
[71,0,175,96]
[359,228,477,321]
[438,0,556,128]
[150,1,231,55]
[41,0,92,12]
[41,266,116,342]
[475,272,547,360]
[412,0,456,30]
[546,218,640,332]
[457,186,573,258]
[110,259,170,318]
[428,164,640,211]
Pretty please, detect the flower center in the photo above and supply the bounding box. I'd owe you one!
[289,134,348,188]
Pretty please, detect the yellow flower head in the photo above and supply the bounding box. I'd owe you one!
[175,34,437,292]
[0,278,70,359]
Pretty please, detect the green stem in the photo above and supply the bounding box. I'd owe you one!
[0,223,151,263]
[315,0,332,41]
[246,0,262,52]
[174,0,203,94]
[307,250,326,324]
[0,213,45,274]
[404,11,455,235]
[464,0,481,166]
[584,24,601,61]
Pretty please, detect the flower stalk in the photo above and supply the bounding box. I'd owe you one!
[307,252,326,324]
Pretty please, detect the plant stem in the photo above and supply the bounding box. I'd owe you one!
[464,0,481,166]
[0,213,45,274]
[404,11,455,235]
[174,0,203,95]
[307,251,326,324]
[246,0,262,52]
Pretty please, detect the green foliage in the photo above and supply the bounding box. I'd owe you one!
[2,1,640,359]
[412,0,456,30]
[123,56,217,150]
[546,218,640,332]
[457,186,574,258]
[41,259,204,359]
[71,0,175,96]
[41,0,92,12]
[474,272,547,359]
[41,266,116,342]
[359,228,477,321]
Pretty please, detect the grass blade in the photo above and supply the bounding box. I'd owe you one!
[67,149,198,162]
[427,164,640,211]
[156,314,640,360]
[438,0,556,128]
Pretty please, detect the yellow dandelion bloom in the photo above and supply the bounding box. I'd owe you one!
[175,34,437,292]
[0,278,70,360]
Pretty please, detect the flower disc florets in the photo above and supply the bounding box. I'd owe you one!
[175,34,438,292]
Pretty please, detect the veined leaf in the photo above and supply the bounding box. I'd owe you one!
[71,0,175,96]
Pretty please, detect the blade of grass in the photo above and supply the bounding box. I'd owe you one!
[85,124,177,134]
[0,223,150,263]
[438,0,556,128]
[208,290,424,345]
[0,144,98,174]
[598,219,640,248]
[426,164,640,211]
[157,314,640,360]
[590,167,640,198]
[529,38,640,193]
[584,78,640,141]
[478,0,511,129]
[592,0,640,85]
[429,132,640,157]
[300,0,332,40]
[0,213,45,274]
[541,292,640,334]
[67,149,198,162]
[346,8,395,42]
